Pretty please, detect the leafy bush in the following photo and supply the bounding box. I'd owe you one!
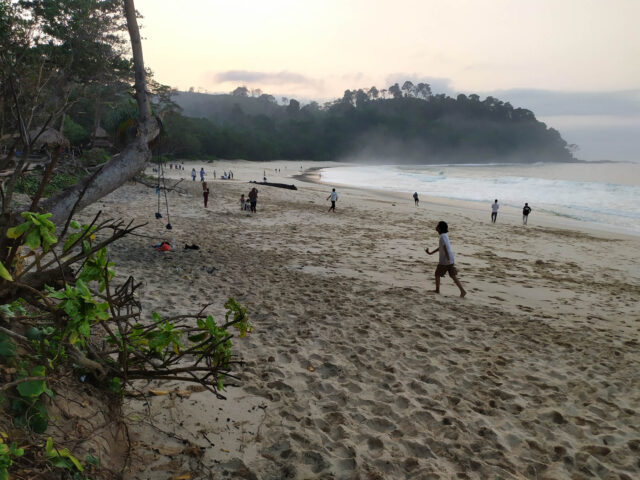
[80,148,110,167]
[15,173,79,197]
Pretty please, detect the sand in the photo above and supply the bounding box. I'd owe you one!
[78,160,640,479]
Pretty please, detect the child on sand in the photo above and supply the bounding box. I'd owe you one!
[327,188,338,212]
[522,202,532,225]
[240,194,245,210]
[491,199,499,223]
[202,182,209,208]
[425,221,466,297]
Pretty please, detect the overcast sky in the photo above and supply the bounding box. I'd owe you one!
[136,0,640,161]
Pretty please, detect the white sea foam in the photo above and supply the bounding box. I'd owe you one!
[320,162,640,235]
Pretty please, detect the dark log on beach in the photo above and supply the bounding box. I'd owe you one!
[249,181,297,190]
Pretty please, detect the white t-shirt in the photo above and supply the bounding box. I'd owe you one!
[439,233,454,265]
[491,202,499,212]
[330,191,338,201]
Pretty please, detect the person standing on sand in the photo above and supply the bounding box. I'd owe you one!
[191,168,196,181]
[425,221,466,297]
[200,167,205,182]
[522,202,532,225]
[413,192,419,206]
[202,182,209,208]
[491,199,499,223]
[240,193,246,210]
[327,188,338,212]
[249,187,258,213]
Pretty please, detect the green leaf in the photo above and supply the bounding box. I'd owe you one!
[24,228,41,250]
[45,437,83,472]
[29,410,48,434]
[17,366,46,397]
[6,222,30,239]
[63,232,82,252]
[0,261,13,282]
[25,213,41,226]
[0,333,16,357]
[0,304,14,318]
[17,379,45,398]
[187,332,208,343]
[9,442,24,457]
[26,399,49,433]
[69,221,81,229]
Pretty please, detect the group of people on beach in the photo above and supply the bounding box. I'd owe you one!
[190,169,471,298]
[491,199,532,225]
[191,167,207,182]
[239,188,258,213]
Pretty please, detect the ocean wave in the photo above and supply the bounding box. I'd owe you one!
[320,163,640,234]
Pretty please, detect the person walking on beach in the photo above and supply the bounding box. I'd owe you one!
[200,167,205,182]
[522,202,532,225]
[491,199,499,223]
[425,221,466,297]
[240,193,246,210]
[191,168,196,181]
[202,182,209,208]
[413,192,419,206]
[327,188,338,212]
[248,187,258,213]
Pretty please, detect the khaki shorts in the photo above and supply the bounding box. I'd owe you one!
[435,264,458,278]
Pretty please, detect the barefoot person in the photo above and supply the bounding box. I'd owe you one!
[327,188,338,212]
[413,192,419,206]
[425,221,466,297]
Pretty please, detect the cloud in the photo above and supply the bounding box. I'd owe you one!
[482,89,640,117]
[211,70,315,86]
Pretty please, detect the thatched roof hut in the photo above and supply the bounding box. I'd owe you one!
[0,128,69,151]
[91,126,113,149]
[30,128,70,150]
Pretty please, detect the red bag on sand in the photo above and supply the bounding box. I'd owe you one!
[156,243,171,252]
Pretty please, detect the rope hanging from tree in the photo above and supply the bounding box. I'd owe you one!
[154,152,172,230]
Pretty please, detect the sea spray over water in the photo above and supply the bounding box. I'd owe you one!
[320,163,640,235]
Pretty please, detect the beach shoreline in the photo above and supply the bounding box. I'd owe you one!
[298,162,639,241]
[88,159,640,479]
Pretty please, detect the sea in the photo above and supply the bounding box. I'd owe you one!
[319,162,640,236]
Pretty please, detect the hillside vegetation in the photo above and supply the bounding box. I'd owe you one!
[166,84,576,163]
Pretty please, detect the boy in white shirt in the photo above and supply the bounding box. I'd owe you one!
[425,221,467,297]
[491,199,499,223]
[327,188,338,212]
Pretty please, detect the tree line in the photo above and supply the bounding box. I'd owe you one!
[151,82,576,163]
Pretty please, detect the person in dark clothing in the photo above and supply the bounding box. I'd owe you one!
[249,187,258,213]
[202,182,209,208]
[522,202,532,225]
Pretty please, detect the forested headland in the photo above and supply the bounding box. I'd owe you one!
[55,82,577,164]
[166,85,577,163]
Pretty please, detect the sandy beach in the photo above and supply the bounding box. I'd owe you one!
[78,160,640,479]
